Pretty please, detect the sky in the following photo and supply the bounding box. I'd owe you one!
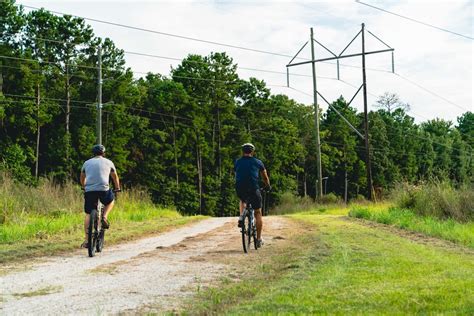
[17,0,474,123]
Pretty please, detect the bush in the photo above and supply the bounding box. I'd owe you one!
[391,182,474,222]
[271,192,315,215]
[318,192,342,204]
[272,192,344,215]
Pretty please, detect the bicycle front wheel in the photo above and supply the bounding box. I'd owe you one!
[242,212,249,253]
[252,217,258,250]
[88,209,97,257]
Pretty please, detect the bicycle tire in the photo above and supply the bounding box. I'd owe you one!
[88,209,97,257]
[252,216,258,250]
[96,206,105,253]
[96,229,105,252]
[241,210,249,253]
[247,212,252,251]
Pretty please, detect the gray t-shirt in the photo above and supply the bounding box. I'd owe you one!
[81,157,116,192]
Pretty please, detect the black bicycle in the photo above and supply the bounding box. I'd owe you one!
[241,201,258,253]
[87,200,105,257]
[87,189,120,257]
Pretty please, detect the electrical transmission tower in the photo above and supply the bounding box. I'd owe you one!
[287,23,395,200]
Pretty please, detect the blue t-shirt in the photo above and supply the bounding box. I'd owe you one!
[234,156,265,190]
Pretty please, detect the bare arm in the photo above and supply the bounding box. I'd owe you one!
[111,171,120,190]
[260,169,270,187]
[80,171,86,189]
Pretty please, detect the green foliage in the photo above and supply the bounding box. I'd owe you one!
[271,191,345,215]
[0,144,32,183]
[318,192,341,204]
[391,182,474,221]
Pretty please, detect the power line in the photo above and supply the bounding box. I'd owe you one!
[12,6,393,73]
[18,4,302,60]
[0,55,103,71]
[3,32,333,79]
[2,93,95,105]
[2,96,470,156]
[281,86,468,153]
[393,73,471,112]
[355,0,473,40]
[3,32,469,114]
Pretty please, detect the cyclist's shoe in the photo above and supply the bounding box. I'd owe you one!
[256,239,264,248]
[101,217,110,229]
[237,216,244,228]
[81,241,88,248]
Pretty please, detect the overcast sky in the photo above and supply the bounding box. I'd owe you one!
[18,0,473,123]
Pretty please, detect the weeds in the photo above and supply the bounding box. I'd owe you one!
[0,173,204,262]
[271,191,346,215]
[391,181,474,221]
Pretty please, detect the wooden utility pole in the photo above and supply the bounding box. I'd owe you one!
[97,47,103,144]
[361,23,374,200]
[35,83,41,179]
[310,28,324,199]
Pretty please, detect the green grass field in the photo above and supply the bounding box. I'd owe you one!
[187,206,474,314]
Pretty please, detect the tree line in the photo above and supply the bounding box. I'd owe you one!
[1,1,472,215]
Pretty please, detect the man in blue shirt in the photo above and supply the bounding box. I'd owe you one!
[234,143,270,248]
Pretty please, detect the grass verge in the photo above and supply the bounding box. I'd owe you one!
[349,205,474,249]
[1,174,206,263]
[183,213,474,314]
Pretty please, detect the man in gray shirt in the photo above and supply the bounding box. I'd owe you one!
[80,144,120,248]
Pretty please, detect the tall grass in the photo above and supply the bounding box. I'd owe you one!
[0,173,181,244]
[391,182,474,222]
[271,192,346,215]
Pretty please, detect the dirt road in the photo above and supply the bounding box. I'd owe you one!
[1,216,294,315]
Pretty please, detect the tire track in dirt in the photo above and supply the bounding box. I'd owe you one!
[0,216,296,315]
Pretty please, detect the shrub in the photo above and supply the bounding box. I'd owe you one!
[318,192,342,204]
[272,192,344,215]
[391,181,474,222]
[271,192,315,215]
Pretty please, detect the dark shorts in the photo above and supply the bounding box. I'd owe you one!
[236,186,262,209]
[84,189,115,214]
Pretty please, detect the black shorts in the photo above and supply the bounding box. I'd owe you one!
[236,187,262,209]
[84,189,115,214]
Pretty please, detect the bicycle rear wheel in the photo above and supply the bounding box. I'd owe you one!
[88,209,97,257]
[96,229,105,252]
[241,211,249,253]
[96,206,105,253]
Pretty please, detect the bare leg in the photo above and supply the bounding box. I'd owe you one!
[102,200,115,220]
[239,200,246,216]
[255,208,263,240]
[84,214,90,242]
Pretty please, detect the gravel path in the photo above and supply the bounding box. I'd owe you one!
[1,217,235,315]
